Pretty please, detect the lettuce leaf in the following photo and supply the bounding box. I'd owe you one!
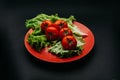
[27,30,51,51]
[25,13,75,30]
[48,41,84,58]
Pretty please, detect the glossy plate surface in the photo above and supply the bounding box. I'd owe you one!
[24,21,95,63]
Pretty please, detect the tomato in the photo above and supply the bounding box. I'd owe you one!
[40,20,53,32]
[50,24,60,31]
[59,28,73,39]
[62,36,77,50]
[54,20,68,30]
[45,27,59,41]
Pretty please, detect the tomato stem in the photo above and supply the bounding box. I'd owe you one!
[59,23,64,28]
[64,30,69,36]
[66,38,73,46]
[44,24,48,28]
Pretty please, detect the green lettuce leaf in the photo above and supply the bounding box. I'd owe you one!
[25,13,75,30]
[27,30,51,51]
[48,41,84,58]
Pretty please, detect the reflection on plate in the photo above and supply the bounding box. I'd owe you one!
[24,21,95,63]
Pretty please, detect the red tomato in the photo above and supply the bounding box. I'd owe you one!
[59,28,73,39]
[49,24,60,31]
[45,27,59,41]
[62,36,77,50]
[40,20,53,32]
[54,20,68,30]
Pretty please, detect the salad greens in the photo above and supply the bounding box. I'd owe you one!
[26,13,75,30]
[48,41,83,58]
[25,13,85,58]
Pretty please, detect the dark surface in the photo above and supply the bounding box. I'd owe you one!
[0,0,120,80]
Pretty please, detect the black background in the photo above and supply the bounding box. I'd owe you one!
[0,0,120,80]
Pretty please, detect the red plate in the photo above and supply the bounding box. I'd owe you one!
[24,21,95,63]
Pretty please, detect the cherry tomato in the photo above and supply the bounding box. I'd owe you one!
[40,20,53,32]
[45,27,59,41]
[54,20,68,30]
[49,24,60,31]
[59,28,73,39]
[62,36,77,50]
